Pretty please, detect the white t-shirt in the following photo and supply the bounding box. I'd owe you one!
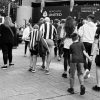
[64,38,73,49]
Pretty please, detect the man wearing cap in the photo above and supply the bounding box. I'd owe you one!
[40,17,57,74]
[78,14,97,79]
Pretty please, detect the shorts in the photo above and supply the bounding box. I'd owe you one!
[30,49,38,56]
[95,55,100,66]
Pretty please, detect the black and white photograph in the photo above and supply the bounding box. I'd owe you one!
[0,0,100,100]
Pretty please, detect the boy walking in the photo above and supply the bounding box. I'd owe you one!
[67,33,91,95]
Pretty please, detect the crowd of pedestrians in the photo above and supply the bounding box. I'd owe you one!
[0,14,100,96]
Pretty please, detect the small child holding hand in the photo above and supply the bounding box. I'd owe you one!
[67,33,92,95]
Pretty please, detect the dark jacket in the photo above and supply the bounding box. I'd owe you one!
[0,24,14,46]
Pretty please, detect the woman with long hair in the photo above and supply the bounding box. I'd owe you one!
[62,16,77,78]
[0,16,15,69]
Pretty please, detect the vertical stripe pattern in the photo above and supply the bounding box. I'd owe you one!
[40,22,57,40]
[30,29,39,50]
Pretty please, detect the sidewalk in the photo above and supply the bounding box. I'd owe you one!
[0,44,100,100]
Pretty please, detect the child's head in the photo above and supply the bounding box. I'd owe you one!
[33,24,39,29]
[71,33,79,41]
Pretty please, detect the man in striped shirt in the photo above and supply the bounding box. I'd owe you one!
[40,17,57,74]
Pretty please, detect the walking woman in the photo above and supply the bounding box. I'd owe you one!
[0,16,15,69]
[62,16,77,78]
[91,24,100,91]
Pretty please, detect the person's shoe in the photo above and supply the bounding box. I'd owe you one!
[9,63,14,66]
[92,85,100,91]
[67,88,74,94]
[80,85,85,95]
[1,66,8,69]
[28,67,32,72]
[62,73,67,78]
[45,70,50,75]
[58,57,61,61]
[41,65,45,69]
[31,69,36,73]
[84,69,90,79]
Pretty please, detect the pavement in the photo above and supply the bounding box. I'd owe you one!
[0,44,100,100]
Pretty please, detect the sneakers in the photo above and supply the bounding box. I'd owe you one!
[67,88,74,94]
[9,63,14,66]
[1,66,8,69]
[28,67,33,72]
[62,73,67,78]
[80,85,85,95]
[92,85,100,92]
[84,69,90,79]
[28,68,36,73]
[41,65,45,69]
[45,70,50,75]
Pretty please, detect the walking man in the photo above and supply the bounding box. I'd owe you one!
[39,17,57,74]
[78,14,97,79]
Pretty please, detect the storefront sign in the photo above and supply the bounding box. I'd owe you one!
[81,6,97,12]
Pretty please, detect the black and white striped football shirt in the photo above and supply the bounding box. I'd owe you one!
[30,29,39,50]
[40,22,57,40]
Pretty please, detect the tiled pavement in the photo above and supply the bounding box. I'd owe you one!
[0,44,100,100]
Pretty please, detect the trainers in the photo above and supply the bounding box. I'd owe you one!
[31,69,36,73]
[1,66,8,69]
[45,70,50,75]
[80,85,85,95]
[84,69,90,79]
[62,73,67,78]
[67,88,74,94]
[9,63,14,66]
[28,67,32,72]
[41,65,45,69]
[92,85,100,91]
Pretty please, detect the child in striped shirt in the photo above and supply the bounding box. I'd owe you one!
[28,24,40,73]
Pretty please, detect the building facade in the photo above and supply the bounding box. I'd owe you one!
[16,0,100,26]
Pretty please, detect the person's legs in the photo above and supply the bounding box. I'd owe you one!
[31,55,37,72]
[1,44,8,66]
[29,50,37,72]
[54,46,57,57]
[8,44,13,65]
[62,48,70,78]
[24,41,29,56]
[96,66,100,87]
[67,63,76,94]
[77,63,84,86]
[58,39,62,60]
[77,63,85,95]
[83,42,92,79]
[92,65,100,91]
[45,46,54,74]
[41,55,46,69]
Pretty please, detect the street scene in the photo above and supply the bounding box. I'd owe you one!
[0,0,100,100]
[0,43,100,100]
